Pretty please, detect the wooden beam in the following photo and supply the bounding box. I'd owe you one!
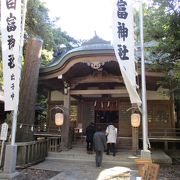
[70,74,123,89]
[70,89,128,95]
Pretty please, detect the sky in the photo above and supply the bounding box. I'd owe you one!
[41,0,115,41]
[41,0,142,42]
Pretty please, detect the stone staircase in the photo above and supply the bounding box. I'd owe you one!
[46,143,140,167]
[46,143,173,166]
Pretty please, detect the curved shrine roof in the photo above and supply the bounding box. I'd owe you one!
[40,35,115,74]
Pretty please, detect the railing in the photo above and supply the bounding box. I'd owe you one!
[33,126,61,152]
[33,126,180,151]
[147,128,180,137]
[33,125,62,134]
[33,125,180,139]
[48,137,61,152]
[138,128,180,150]
[16,139,48,168]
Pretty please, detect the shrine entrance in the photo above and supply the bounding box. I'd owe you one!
[95,110,119,130]
[94,100,119,130]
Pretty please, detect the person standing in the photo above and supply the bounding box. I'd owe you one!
[106,123,117,156]
[85,122,96,154]
[93,127,107,167]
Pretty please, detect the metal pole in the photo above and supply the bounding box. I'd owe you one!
[139,0,151,159]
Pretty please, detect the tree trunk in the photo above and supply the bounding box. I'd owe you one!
[16,38,43,142]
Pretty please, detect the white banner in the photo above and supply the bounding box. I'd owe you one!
[1,0,22,111]
[112,0,141,105]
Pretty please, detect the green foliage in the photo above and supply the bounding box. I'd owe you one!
[25,0,55,50]
[144,0,180,60]
[35,92,48,126]
[0,0,80,88]
[41,49,53,65]
[25,0,79,64]
[143,0,180,100]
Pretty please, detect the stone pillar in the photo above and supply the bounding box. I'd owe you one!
[3,145,17,173]
[1,145,19,179]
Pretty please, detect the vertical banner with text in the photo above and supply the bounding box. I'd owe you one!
[112,0,141,105]
[1,0,22,111]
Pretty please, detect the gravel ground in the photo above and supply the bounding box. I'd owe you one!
[12,164,180,180]
[159,165,180,180]
[12,168,59,180]
[11,153,180,180]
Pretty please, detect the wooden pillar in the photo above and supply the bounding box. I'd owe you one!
[16,38,43,142]
[171,100,176,128]
[132,127,139,154]
[61,87,70,150]
[131,103,140,154]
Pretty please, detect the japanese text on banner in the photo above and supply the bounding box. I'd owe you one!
[112,0,141,105]
[1,0,22,111]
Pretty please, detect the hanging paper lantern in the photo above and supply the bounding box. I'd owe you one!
[55,113,64,126]
[131,113,140,127]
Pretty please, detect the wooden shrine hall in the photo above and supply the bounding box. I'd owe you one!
[37,35,178,150]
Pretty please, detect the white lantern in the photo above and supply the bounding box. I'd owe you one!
[131,113,140,127]
[55,113,64,126]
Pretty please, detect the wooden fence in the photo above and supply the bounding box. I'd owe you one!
[16,139,48,168]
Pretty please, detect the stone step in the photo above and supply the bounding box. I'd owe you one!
[47,147,172,166]
[47,147,140,167]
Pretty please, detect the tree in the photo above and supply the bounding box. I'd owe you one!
[0,0,80,84]
[16,39,43,142]
[25,0,79,64]
[143,0,180,100]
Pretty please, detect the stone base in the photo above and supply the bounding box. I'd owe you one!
[0,171,20,179]
[141,150,151,159]
[3,145,17,174]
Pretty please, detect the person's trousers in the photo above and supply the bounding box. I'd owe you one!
[86,140,93,152]
[95,151,103,167]
[106,143,116,156]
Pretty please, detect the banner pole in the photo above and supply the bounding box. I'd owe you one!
[11,109,18,145]
[2,1,28,176]
[139,0,151,158]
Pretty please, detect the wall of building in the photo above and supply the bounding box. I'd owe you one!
[49,90,173,134]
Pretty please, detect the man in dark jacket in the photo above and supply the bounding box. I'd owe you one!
[93,127,107,167]
[85,122,96,154]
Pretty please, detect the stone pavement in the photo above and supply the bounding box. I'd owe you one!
[29,146,172,180]
[31,158,138,180]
